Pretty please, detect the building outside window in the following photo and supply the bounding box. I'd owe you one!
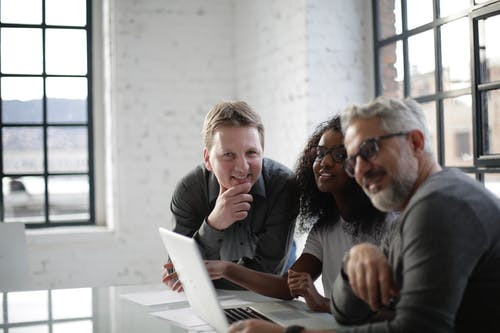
[373,0,500,197]
[0,0,94,227]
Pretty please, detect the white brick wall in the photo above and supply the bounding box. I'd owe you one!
[25,0,374,289]
[306,0,374,131]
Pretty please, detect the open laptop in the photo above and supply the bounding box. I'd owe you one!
[159,227,338,333]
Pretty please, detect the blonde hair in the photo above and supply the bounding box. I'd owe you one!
[202,101,264,150]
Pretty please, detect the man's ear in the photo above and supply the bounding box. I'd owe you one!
[408,129,425,154]
[203,147,212,171]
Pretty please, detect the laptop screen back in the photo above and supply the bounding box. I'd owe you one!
[158,227,229,333]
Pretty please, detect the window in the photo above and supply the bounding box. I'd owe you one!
[0,288,93,332]
[373,0,500,197]
[0,0,94,227]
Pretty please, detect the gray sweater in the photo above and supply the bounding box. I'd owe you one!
[331,168,500,332]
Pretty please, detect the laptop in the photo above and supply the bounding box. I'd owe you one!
[158,227,338,333]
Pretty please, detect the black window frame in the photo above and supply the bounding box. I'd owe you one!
[0,0,95,228]
[373,0,500,184]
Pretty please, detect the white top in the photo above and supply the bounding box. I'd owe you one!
[302,217,389,296]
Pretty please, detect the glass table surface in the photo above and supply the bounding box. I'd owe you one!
[1,284,197,333]
[1,284,341,333]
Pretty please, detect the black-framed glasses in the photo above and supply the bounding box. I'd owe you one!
[344,132,409,177]
[310,145,347,163]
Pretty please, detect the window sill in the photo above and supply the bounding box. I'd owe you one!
[26,225,116,245]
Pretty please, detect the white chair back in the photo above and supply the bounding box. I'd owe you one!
[0,222,32,291]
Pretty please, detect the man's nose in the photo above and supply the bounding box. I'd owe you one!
[354,155,372,181]
[234,155,250,172]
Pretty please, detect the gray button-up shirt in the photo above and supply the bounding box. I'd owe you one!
[171,158,299,275]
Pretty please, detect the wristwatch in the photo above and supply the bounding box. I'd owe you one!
[284,325,305,333]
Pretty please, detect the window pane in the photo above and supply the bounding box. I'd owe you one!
[48,126,88,172]
[443,95,473,167]
[10,326,49,333]
[0,0,42,24]
[53,320,92,333]
[380,41,404,98]
[378,0,402,39]
[52,288,92,319]
[2,176,46,223]
[441,18,470,91]
[478,14,500,83]
[46,0,86,26]
[407,0,433,30]
[48,175,89,222]
[421,101,438,155]
[3,127,44,174]
[1,28,43,74]
[7,290,48,323]
[440,0,469,18]
[1,77,44,124]
[482,89,500,155]
[485,174,500,199]
[46,77,88,123]
[409,30,435,97]
[46,29,87,75]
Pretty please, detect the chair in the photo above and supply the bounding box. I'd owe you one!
[0,222,32,291]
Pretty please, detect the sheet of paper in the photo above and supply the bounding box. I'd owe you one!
[188,324,216,332]
[150,307,207,328]
[120,289,187,306]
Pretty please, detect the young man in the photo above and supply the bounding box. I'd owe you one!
[163,101,299,289]
[229,97,500,332]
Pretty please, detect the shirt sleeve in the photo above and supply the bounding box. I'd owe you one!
[250,175,300,274]
[302,225,323,262]
[170,170,223,260]
[330,271,374,324]
[336,193,487,333]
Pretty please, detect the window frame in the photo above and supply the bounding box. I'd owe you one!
[373,0,500,183]
[0,0,95,228]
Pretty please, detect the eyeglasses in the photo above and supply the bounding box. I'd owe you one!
[310,145,347,163]
[344,132,409,177]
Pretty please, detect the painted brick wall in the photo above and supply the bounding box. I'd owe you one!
[27,0,236,289]
[25,0,374,289]
[234,0,309,169]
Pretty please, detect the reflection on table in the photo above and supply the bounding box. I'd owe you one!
[1,284,188,333]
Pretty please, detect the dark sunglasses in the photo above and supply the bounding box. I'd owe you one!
[344,132,409,177]
[310,145,347,163]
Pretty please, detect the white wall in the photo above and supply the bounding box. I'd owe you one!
[25,0,374,289]
[234,0,309,168]
[306,0,375,131]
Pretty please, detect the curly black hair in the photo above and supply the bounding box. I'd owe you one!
[294,115,385,234]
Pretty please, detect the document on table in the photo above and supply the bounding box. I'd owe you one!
[120,288,271,307]
[120,289,188,306]
[149,296,255,330]
[150,307,216,332]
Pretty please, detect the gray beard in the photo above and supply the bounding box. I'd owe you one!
[366,150,418,212]
[369,175,415,212]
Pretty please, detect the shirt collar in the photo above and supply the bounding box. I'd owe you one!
[208,172,266,203]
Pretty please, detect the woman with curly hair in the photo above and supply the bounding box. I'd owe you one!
[204,115,394,312]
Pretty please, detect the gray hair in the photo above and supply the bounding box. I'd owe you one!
[341,96,433,154]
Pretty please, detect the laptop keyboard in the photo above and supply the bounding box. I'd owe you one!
[224,307,274,324]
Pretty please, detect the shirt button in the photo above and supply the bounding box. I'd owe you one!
[240,242,244,246]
